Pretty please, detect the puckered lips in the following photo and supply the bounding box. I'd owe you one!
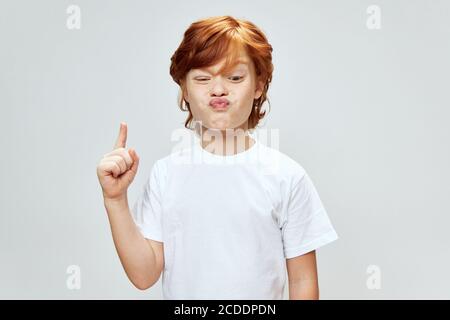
[209,97,230,111]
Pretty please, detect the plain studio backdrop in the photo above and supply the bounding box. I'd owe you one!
[1,0,449,299]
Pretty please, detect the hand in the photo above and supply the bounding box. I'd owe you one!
[96,122,140,201]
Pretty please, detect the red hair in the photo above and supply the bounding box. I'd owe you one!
[169,16,274,130]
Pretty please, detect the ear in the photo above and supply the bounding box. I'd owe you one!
[180,79,189,103]
[254,79,264,100]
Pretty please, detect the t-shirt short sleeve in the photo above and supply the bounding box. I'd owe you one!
[281,172,338,259]
[131,160,164,242]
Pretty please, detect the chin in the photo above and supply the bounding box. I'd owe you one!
[202,119,231,131]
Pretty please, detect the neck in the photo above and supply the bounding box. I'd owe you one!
[195,123,255,156]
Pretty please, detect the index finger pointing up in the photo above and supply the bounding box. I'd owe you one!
[114,122,127,149]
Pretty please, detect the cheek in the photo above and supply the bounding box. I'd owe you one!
[186,87,207,103]
[238,81,256,98]
[237,87,256,107]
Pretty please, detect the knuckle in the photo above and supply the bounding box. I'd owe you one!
[120,151,132,166]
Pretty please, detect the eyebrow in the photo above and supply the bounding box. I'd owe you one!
[199,60,249,73]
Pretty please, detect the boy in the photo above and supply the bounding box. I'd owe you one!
[96,15,338,300]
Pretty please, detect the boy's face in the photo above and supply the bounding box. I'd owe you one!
[183,52,264,132]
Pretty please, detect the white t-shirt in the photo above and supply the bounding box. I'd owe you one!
[131,133,339,299]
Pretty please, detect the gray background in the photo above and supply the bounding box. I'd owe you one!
[1,0,449,299]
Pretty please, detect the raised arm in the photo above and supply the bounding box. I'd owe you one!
[97,122,164,289]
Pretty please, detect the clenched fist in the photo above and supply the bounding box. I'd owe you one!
[97,122,140,201]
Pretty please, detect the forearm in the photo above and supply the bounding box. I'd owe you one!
[289,279,319,300]
[104,196,158,289]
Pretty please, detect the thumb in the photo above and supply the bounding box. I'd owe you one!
[122,148,139,183]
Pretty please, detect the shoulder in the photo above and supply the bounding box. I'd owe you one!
[150,146,193,179]
[257,142,307,185]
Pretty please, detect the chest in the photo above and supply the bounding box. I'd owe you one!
[161,165,283,235]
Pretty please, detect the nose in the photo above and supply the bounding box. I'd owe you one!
[210,77,228,97]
